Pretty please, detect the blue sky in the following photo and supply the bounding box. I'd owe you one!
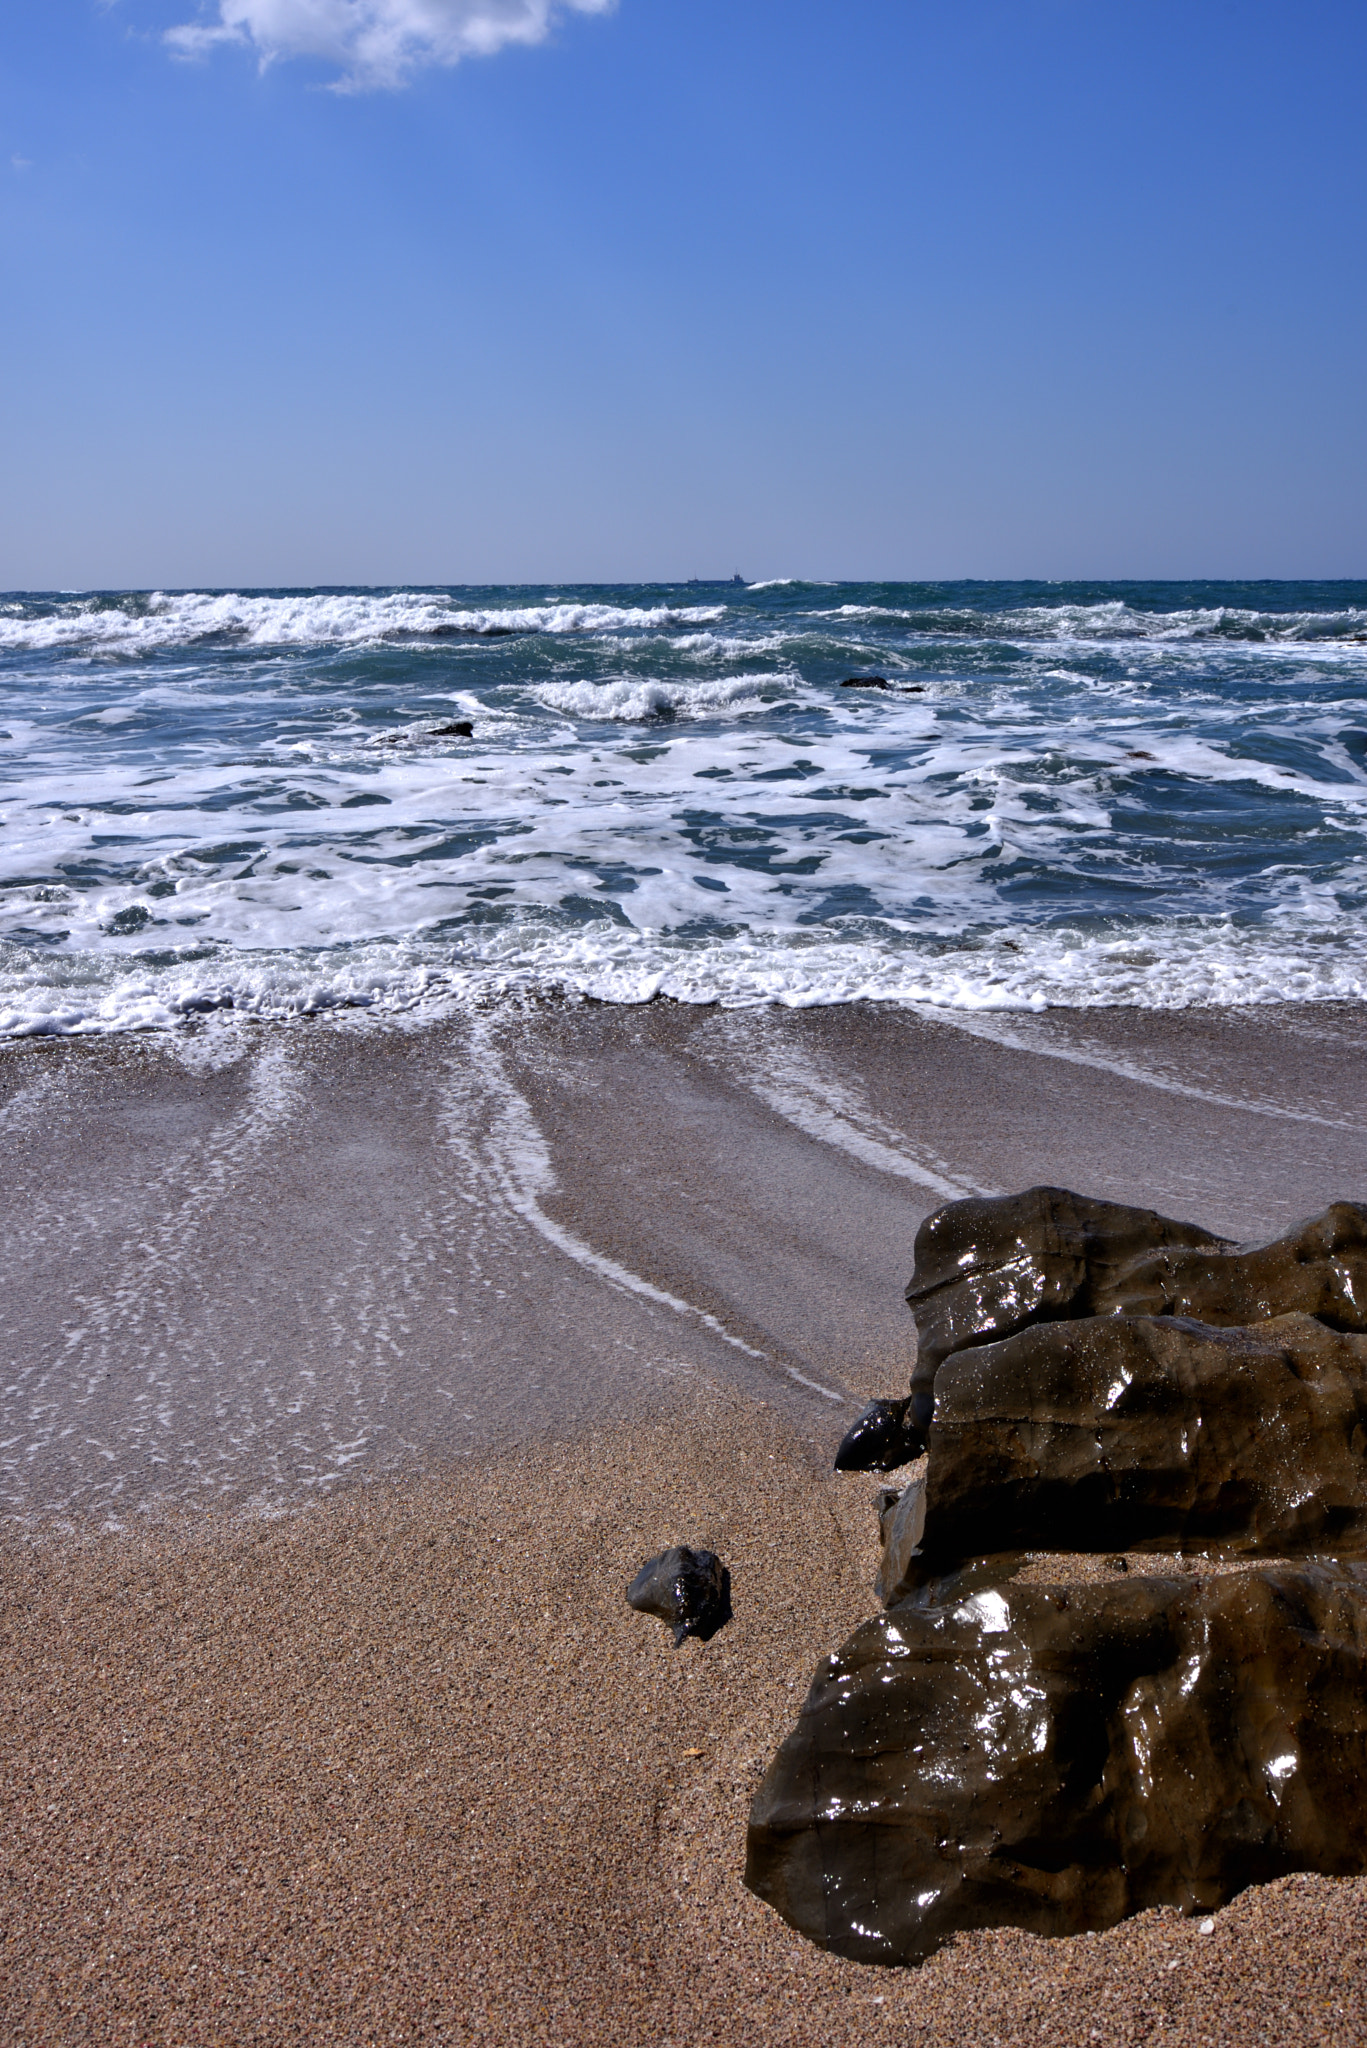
[2,0,1364,586]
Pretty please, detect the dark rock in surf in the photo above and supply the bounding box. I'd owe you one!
[839,676,924,692]
[907,1310,1367,1565]
[430,721,474,738]
[903,1188,1367,1433]
[627,1546,732,1646]
[744,1564,1367,1966]
[834,1397,923,1472]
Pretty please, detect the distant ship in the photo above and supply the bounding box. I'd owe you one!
[687,575,746,586]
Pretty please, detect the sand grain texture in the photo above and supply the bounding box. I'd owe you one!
[4,1395,1365,2047]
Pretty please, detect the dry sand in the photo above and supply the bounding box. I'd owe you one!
[4,1387,1365,2047]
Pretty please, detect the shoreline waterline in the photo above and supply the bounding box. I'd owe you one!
[5,996,1367,2038]
[5,995,1367,1520]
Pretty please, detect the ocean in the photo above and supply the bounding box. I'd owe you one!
[2,577,1365,1037]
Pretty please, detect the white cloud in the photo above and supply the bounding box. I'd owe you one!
[166,0,616,90]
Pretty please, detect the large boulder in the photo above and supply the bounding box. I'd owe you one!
[907,1310,1367,1564]
[745,1565,1367,1966]
[904,1191,1367,1431]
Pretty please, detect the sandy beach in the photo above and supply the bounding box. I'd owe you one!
[5,998,1367,2043]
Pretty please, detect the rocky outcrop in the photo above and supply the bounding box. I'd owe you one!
[746,1564,1367,1966]
[778,1186,1367,1965]
[913,1310,1367,1561]
[627,1546,732,1646]
[904,1190,1367,1432]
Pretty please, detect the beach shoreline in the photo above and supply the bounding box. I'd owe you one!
[5,997,1367,2041]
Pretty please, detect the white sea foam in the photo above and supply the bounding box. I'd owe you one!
[4,581,1367,1036]
[439,1021,794,1374]
[4,913,1367,1040]
[820,600,1367,646]
[0,590,724,655]
[529,671,795,722]
[702,1016,996,1197]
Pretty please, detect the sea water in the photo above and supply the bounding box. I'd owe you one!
[1,579,1365,1036]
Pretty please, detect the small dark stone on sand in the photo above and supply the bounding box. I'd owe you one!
[833,1398,923,1472]
[626,1546,732,1646]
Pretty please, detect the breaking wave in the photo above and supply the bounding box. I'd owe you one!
[3,576,1366,1036]
[0,589,724,655]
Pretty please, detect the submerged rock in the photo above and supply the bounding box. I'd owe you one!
[903,1189,1367,1430]
[839,676,924,693]
[914,1310,1367,1562]
[626,1546,732,1646]
[745,1564,1367,1966]
[834,1398,923,1471]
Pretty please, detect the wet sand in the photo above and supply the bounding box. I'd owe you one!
[4,999,1367,2042]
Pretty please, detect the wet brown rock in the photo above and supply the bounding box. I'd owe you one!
[873,1478,1025,1607]
[874,1471,1022,1607]
[745,1564,1367,1966]
[912,1310,1367,1563]
[904,1189,1367,1428]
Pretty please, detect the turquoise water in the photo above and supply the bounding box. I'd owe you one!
[2,579,1365,1033]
